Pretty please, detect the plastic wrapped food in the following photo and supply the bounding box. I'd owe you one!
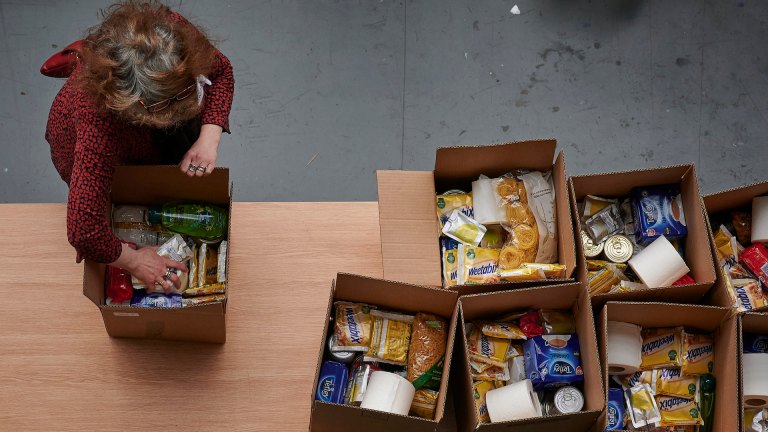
[441,237,459,288]
[410,389,439,420]
[654,368,698,399]
[407,313,448,390]
[478,321,526,340]
[640,327,683,370]
[521,262,567,279]
[442,209,487,247]
[131,291,182,308]
[498,267,546,282]
[132,234,192,293]
[584,204,623,244]
[183,282,226,297]
[624,383,662,428]
[105,265,134,304]
[217,240,227,283]
[436,191,473,230]
[473,380,494,423]
[467,326,510,368]
[539,310,576,335]
[333,302,375,351]
[519,310,544,338]
[181,294,225,306]
[656,395,703,427]
[458,244,500,285]
[365,310,414,366]
[681,331,714,375]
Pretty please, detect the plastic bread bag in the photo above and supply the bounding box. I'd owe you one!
[132,234,192,293]
[517,170,558,263]
[365,310,414,366]
[407,313,448,390]
[333,302,376,351]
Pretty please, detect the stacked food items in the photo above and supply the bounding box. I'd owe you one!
[437,170,563,287]
[743,333,768,432]
[467,309,586,423]
[105,203,228,308]
[709,197,768,312]
[606,322,716,431]
[315,302,449,420]
[576,184,694,295]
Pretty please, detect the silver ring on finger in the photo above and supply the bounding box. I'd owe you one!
[164,268,175,279]
[196,165,207,173]
[187,163,197,172]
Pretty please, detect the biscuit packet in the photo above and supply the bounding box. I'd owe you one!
[470,359,493,373]
[498,267,546,282]
[654,368,698,399]
[436,191,473,230]
[681,332,714,375]
[732,279,768,312]
[614,370,654,391]
[473,380,495,423]
[521,262,567,279]
[183,282,226,297]
[478,321,527,340]
[442,243,459,288]
[458,244,500,285]
[333,302,376,352]
[466,325,511,367]
[656,395,703,427]
[641,327,683,370]
[365,310,414,366]
[181,293,225,306]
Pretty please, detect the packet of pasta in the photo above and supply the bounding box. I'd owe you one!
[333,302,375,352]
[365,310,414,366]
[407,313,448,390]
[521,262,567,279]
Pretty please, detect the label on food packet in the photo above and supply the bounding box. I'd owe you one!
[459,245,500,285]
[741,243,768,291]
[523,334,584,390]
[681,332,714,375]
[656,395,703,426]
[315,361,348,404]
[641,327,683,370]
[615,370,654,390]
[467,326,510,367]
[441,237,459,287]
[436,192,473,229]
[473,380,494,423]
[744,333,768,353]
[631,185,688,245]
[655,368,698,399]
[334,302,374,351]
[732,279,768,312]
[606,388,626,430]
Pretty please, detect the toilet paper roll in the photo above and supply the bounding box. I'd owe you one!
[752,197,768,243]
[606,321,642,374]
[744,353,768,408]
[486,379,543,423]
[360,371,416,416]
[472,178,506,225]
[628,236,690,288]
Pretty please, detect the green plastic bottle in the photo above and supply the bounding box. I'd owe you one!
[699,373,715,432]
[147,203,227,240]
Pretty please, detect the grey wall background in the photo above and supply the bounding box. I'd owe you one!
[1,0,766,203]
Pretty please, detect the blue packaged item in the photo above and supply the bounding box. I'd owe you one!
[441,236,460,252]
[315,361,349,404]
[523,334,584,391]
[130,291,182,308]
[631,184,688,246]
[743,333,768,353]
[605,387,626,430]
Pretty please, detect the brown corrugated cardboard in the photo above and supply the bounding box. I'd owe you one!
[598,302,738,431]
[309,273,459,432]
[703,180,768,311]
[739,312,768,431]
[569,165,716,310]
[81,166,231,343]
[455,283,604,431]
[377,139,576,295]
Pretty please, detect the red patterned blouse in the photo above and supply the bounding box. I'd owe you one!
[45,15,234,264]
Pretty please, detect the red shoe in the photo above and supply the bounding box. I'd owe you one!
[40,40,83,78]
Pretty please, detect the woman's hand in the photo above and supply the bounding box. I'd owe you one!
[111,244,188,292]
[179,123,223,177]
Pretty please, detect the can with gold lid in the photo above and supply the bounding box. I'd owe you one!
[581,230,604,258]
[603,234,634,263]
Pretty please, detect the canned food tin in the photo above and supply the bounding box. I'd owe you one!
[328,334,356,364]
[603,234,634,263]
[582,230,604,258]
[553,386,584,414]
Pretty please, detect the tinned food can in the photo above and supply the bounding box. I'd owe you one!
[603,234,634,263]
[553,386,584,414]
[581,230,604,258]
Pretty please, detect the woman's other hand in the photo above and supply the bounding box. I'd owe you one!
[111,244,188,292]
[179,123,222,177]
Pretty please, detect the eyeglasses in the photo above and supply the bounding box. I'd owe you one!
[138,83,196,113]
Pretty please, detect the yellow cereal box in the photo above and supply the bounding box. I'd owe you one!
[641,327,683,370]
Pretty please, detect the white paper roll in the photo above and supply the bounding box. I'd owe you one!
[606,321,642,374]
[486,379,543,423]
[628,236,690,288]
[360,371,416,416]
[472,178,506,225]
[744,353,768,408]
[752,197,768,243]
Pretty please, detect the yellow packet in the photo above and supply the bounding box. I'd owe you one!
[492,380,506,389]
[334,302,375,351]
[181,294,225,306]
[442,248,459,288]
[459,245,500,285]
[188,244,199,288]
[584,195,618,217]
[588,267,627,296]
[436,192,473,230]
[365,310,414,365]
[732,278,768,312]
[202,244,218,285]
[654,368,698,399]
[478,321,527,340]
[410,389,439,420]
[183,282,226,297]
[615,370,654,390]
[681,332,714,375]
[521,262,567,279]
[473,380,495,423]
[473,363,510,381]
[498,267,546,282]
[467,326,511,367]
[626,383,662,428]
[587,259,628,272]
[641,327,683,370]
[470,359,493,373]
[656,395,703,426]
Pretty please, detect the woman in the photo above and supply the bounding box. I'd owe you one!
[45,2,234,291]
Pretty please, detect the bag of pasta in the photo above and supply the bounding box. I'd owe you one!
[407,313,448,390]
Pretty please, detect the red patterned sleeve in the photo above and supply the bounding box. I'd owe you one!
[67,106,122,263]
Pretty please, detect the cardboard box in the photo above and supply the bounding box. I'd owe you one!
[702,180,768,311]
[739,312,768,431]
[597,302,739,431]
[309,273,459,432]
[569,165,716,310]
[377,139,576,295]
[454,283,604,431]
[82,166,231,343]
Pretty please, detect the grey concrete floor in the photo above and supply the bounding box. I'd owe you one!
[1,0,766,203]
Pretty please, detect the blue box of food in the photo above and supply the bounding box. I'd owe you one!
[605,387,626,430]
[315,360,349,404]
[743,333,768,353]
[523,334,584,391]
[631,184,688,246]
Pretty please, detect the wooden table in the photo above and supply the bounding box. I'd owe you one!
[0,203,385,431]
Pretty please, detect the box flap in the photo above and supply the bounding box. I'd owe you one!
[434,139,556,191]
[570,165,691,201]
[703,179,768,214]
[99,302,226,343]
[376,171,441,286]
[553,151,576,278]
[111,166,230,206]
[83,261,105,306]
[310,402,436,432]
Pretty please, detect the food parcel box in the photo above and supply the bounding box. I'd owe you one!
[377,139,576,295]
[740,312,768,431]
[569,165,716,310]
[597,302,738,431]
[82,166,231,343]
[703,180,768,312]
[454,283,604,432]
[309,273,459,432]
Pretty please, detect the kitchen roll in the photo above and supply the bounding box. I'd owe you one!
[360,371,416,416]
[628,235,690,288]
[472,178,506,225]
[486,379,543,423]
[606,321,643,374]
[752,197,768,243]
[744,353,768,408]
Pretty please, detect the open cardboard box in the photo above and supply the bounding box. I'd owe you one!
[569,165,716,311]
[702,180,768,311]
[309,273,459,432]
[82,166,231,343]
[377,139,576,295]
[454,283,604,432]
[597,302,738,431]
[740,312,768,431]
